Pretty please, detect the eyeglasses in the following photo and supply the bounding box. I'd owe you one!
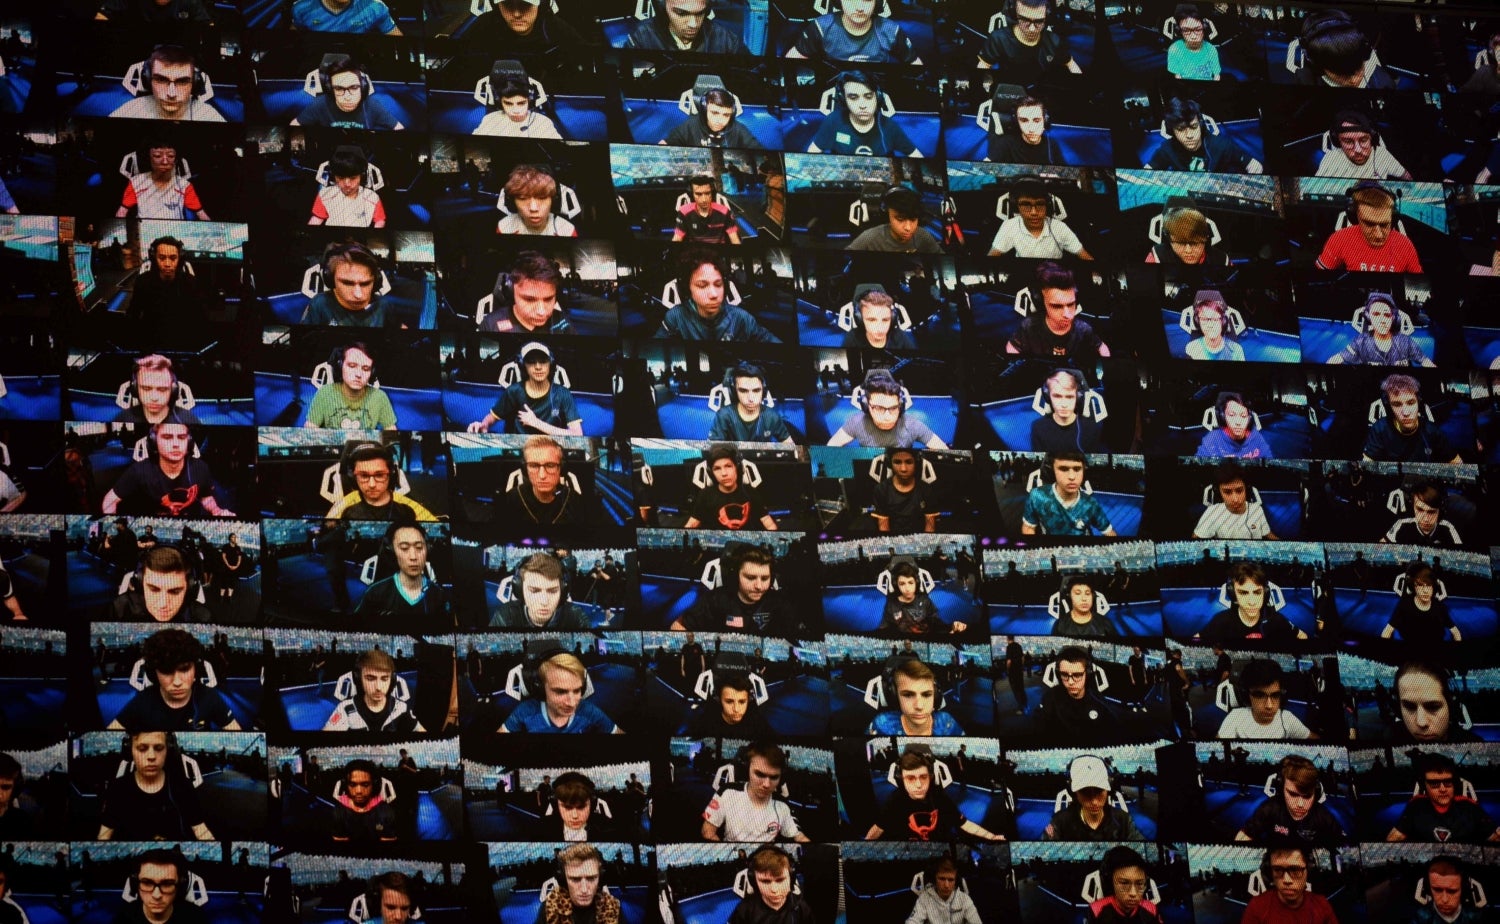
[1179,25,1204,34]
[331,83,364,97]
[868,402,902,416]
[1424,777,1455,789]
[354,471,391,482]
[1015,13,1046,29]
[1249,689,1283,702]
[1058,670,1086,681]
[1113,879,1148,894]
[1270,866,1307,879]
[139,879,179,895]
[526,462,562,473]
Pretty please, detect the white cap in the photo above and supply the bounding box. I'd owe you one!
[1069,755,1111,793]
[520,341,552,363]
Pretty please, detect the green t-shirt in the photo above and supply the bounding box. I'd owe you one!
[305,383,397,430]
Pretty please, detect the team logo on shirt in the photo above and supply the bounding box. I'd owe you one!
[718,502,752,529]
[160,485,201,516]
[1433,827,1451,842]
[906,810,939,840]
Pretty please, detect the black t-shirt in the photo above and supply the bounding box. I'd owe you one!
[114,687,236,731]
[877,592,945,636]
[333,800,397,841]
[978,26,1069,82]
[353,577,453,633]
[106,591,212,623]
[1030,415,1104,453]
[687,484,770,530]
[112,901,209,924]
[1005,640,1024,677]
[1198,607,1302,645]
[681,586,796,635]
[876,785,965,841]
[871,480,931,533]
[685,704,776,738]
[988,132,1060,165]
[681,641,706,677]
[1240,797,1347,845]
[1393,796,1498,843]
[490,600,591,631]
[1385,598,1455,646]
[100,773,206,839]
[110,459,218,517]
[1008,317,1104,361]
[1147,135,1252,173]
[503,484,593,526]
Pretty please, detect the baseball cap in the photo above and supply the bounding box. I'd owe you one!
[1069,755,1111,793]
[521,342,553,363]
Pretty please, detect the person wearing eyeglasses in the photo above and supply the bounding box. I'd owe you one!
[291,57,404,131]
[1166,4,1220,81]
[1386,752,1499,843]
[326,443,438,522]
[501,434,595,526]
[114,848,209,923]
[976,0,1081,79]
[1240,846,1336,924]
[1216,659,1316,740]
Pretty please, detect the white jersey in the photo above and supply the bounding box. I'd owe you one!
[473,110,562,139]
[313,185,385,227]
[1193,502,1272,539]
[701,787,801,842]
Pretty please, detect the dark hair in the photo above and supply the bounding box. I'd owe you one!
[1278,754,1319,791]
[1241,658,1283,690]
[862,368,903,401]
[1056,644,1090,666]
[837,69,877,103]
[1216,391,1250,420]
[1034,260,1075,294]
[729,544,775,576]
[1046,449,1087,470]
[146,45,195,72]
[1014,176,1048,203]
[142,546,189,576]
[552,771,596,807]
[1262,844,1313,872]
[1416,751,1457,778]
[1172,3,1200,24]
[505,164,557,200]
[1330,108,1374,138]
[748,845,791,875]
[718,672,752,695]
[0,752,20,784]
[324,241,380,277]
[1407,562,1435,589]
[142,628,203,676]
[1300,10,1369,80]
[678,247,727,299]
[1394,660,1452,704]
[344,758,378,782]
[689,174,717,193]
[890,561,920,583]
[329,147,368,180]
[1162,96,1202,133]
[1228,560,1267,589]
[1013,95,1047,118]
[495,76,531,100]
[510,250,564,290]
[348,442,394,474]
[1214,459,1247,489]
[705,443,740,467]
[150,236,185,259]
[702,87,736,112]
[729,362,766,389]
[320,53,363,83]
[1101,845,1150,883]
[135,847,185,883]
[744,741,787,772]
[1063,573,1094,597]
[372,870,414,901]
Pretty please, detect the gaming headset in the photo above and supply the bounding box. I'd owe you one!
[1262,754,1327,803]
[127,544,204,606]
[339,440,399,489]
[1345,179,1400,227]
[866,654,946,711]
[320,241,382,291]
[119,354,187,410]
[708,361,776,412]
[359,872,422,923]
[506,641,596,701]
[325,340,379,387]
[740,845,801,901]
[126,46,210,101]
[851,367,911,415]
[315,53,373,98]
[1298,9,1372,78]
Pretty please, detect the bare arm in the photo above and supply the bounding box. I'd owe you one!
[701,819,721,841]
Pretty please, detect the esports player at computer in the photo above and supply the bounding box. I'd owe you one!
[102,423,235,518]
[785,0,923,65]
[671,543,795,634]
[1006,262,1109,360]
[463,0,586,52]
[305,342,399,429]
[353,524,453,633]
[876,560,966,635]
[496,166,576,234]
[1361,374,1461,464]
[1234,755,1346,845]
[108,546,212,623]
[115,355,204,427]
[1294,9,1396,89]
[331,759,398,843]
[499,434,598,526]
[324,647,427,732]
[490,551,591,629]
[1146,97,1262,174]
[1315,182,1421,274]
[672,177,742,245]
[291,55,404,130]
[871,448,941,533]
[987,95,1061,166]
[117,138,210,221]
[473,76,561,139]
[987,178,1093,260]
[480,251,574,334]
[1196,562,1306,645]
[301,244,400,328]
[108,628,242,731]
[626,0,748,54]
[847,185,943,254]
[99,731,215,842]
[466,342,582,436]
[682,444,779,531]
[808,70,922,157]
[109,45,226,123]
[708,363,795,444]
[308,149,387,229]
[127,236,202,344]
[658,250,781,340]
[326,443,440,522]
[842,284,917,350]
[663,86,765,149]
[1031,368,1104,453]
[293,0,402,33]
[685,672,776,737]
[829,368,949,449]
[1317,110,1411,180]
[976,0,1081,78]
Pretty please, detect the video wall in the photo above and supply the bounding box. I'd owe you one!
[0,0,1498,921]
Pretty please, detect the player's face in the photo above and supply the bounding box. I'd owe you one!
[1048,381,1077,422]
[515,194,553,232]
[1172,119,1204,152]
[1052,459,1085,499]
[379,888,413,924]
[560,799,592,831]
[562,859,600,908]
[901,765,931,800]
[523,445,564,496]
[1179,17,1205,49]
[1198,307,1224,342]
[1389,390,1420,434]
[704,102,734,134]
[844,81,878,124]
[1070,583,1094,615]
[719,686,749,724]
[733,376,763,412]
[498,0,538,34]
[666,0,708,41]
[1412,577,1435,606]
[149,145,177,176]
[887,209,918,244]
[1013,1,1047,45]
[1357,204,1393,249]
[1041,286,1078,335]
[737,561,772,606]
[332,262,376,312]
[688,263,725,317]
[748,755,781,801]
[512,278,559,330]
[149,61,195,117]
[155,423,190,464]
[841,0,875,29]
[329,71,364,113]
[501,94,530,122]
[1076,785,1107,821]
[346,769,375,807]
[1017,195,1048,233]
[137,368,176,422]
[1248,681,1282,725]
[142,567,189,621]
[1218,479,1248,515]
[895,674,935,720]
[353,459,393,505]
[392,528,427,579]
[1059,658,1087,699]
[1169,234,1207,264]
[691,183,715,214]
[1283,779,1315,820]
[0,777,13,812]
[1337,130,1374,166]
[711,457,739,491]
[1268,852,1308,907]
[934,870,958,900]
[896,574,917,602]
[541,663,583,720]
[860,302,893,345]
[755,868,791,910]
[1413,495,1439,533]
[1430,872,1463,917]
[335,173,363,198]
[1223,401,1251,439]
[137,861,179,919]
[1423,771,1456,807]
[867,393,903,431]
[132,732,170,779]
[1016,105,1046,145]
[1398,673,1451,741]
[153,244,181,279]
[156,661,195,707]
[341,347,374,392]
[890,450,917,482]
[522,572,562,625]
[1112,865,1149,915]
[525,355,552,384]
[1233,578,1265,618]
[1367,302,1394,335]
[361,668,392,710]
